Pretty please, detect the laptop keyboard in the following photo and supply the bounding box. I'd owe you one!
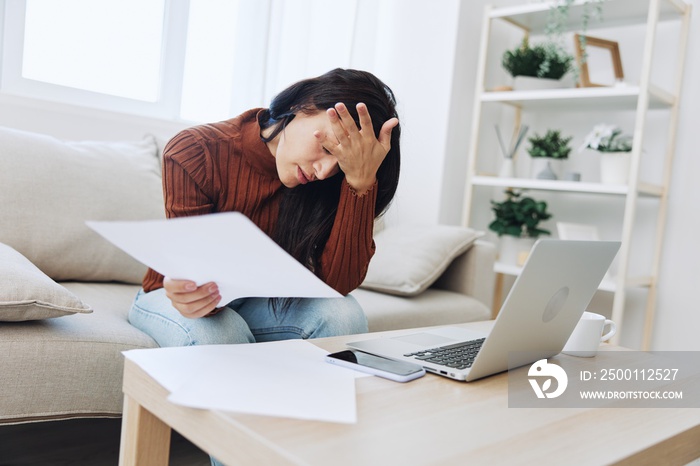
[403,338,485,370]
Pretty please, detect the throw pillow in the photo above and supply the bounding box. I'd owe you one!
[360,225,482,296]
[0,126,164,284]
[0,242,92,321]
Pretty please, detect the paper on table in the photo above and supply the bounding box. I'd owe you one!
[87,212,342,304]
[123,340,368,424]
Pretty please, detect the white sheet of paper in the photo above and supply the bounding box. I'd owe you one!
[87,212,341,304]
[123,340,367,424]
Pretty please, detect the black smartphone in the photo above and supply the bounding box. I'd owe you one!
[325,350,426,382]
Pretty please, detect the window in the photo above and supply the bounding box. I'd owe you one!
[22,0,165,102]
[1,0,362,122]
[2,0,259,121]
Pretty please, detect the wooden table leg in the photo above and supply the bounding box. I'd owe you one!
[119,393,172,466]
[492,272,504,319]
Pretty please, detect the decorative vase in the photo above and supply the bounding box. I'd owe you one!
[531,158,558,180]
[599,152,631,185]
[499,158,515,178]
[499,236,536,266]
[536,160,558,180]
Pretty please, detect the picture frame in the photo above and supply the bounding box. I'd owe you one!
[556,222,600,241]
[574,34,624,88]
[556,222,615,282]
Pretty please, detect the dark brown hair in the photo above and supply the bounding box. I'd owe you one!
[260,68,401,281]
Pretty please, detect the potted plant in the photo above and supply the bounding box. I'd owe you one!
[501,37,574,90]
[526,129,573,180]
[580,124,633,184]
[489,189,552,265]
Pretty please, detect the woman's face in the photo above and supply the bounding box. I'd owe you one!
[269,111,341,188]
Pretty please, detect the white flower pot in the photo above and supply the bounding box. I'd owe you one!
[600,152,631,185]
[512,76,568,91]
[530,158,561,180]
[499,236,536,266]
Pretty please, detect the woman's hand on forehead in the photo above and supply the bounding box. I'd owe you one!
[315,102,398,194]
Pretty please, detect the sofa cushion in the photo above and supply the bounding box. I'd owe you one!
[351,288,490,332]
[360,225,482,297]
[0,126,164,284]
[0,242,92,321]
[0,282,156,423]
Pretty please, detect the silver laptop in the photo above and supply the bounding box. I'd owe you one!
[348,239,620,381]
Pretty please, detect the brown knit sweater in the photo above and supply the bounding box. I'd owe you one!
[142,108,377,296]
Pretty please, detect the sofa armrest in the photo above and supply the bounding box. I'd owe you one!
[431,240,496,310]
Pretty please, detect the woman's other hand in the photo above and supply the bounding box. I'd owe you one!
[316,102,398,194]
[163,277,221,318]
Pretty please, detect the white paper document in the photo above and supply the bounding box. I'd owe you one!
[123,340,367,424]
[87,212,342,304]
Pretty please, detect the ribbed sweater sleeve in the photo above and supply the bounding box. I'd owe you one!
[163,131,218,217]
[319,179,377,295]
[142,131,217,292]
[142,110,284,293]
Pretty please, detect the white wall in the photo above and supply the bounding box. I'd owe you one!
[358,0,462,227]
[652,0,700,350]
[0,94,187,141]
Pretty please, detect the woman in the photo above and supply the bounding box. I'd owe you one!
[129,68,401,347]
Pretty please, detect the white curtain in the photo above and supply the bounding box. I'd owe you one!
[229,0,400,115]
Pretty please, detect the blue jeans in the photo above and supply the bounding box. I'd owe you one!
[129,288,368,347]
[129,288,368,466]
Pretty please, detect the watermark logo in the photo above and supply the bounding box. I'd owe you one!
[510,352,699,408]
[528,359,568,399]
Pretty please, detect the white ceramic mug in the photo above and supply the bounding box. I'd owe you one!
[562,311,616,357]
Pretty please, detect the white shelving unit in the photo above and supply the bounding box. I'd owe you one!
[462,0,691,349]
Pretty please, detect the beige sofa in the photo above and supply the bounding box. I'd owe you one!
[0,125,495,425]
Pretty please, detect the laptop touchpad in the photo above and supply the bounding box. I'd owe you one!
[392,333,456,347]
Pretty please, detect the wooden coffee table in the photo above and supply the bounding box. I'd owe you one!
[118,321,700,465]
